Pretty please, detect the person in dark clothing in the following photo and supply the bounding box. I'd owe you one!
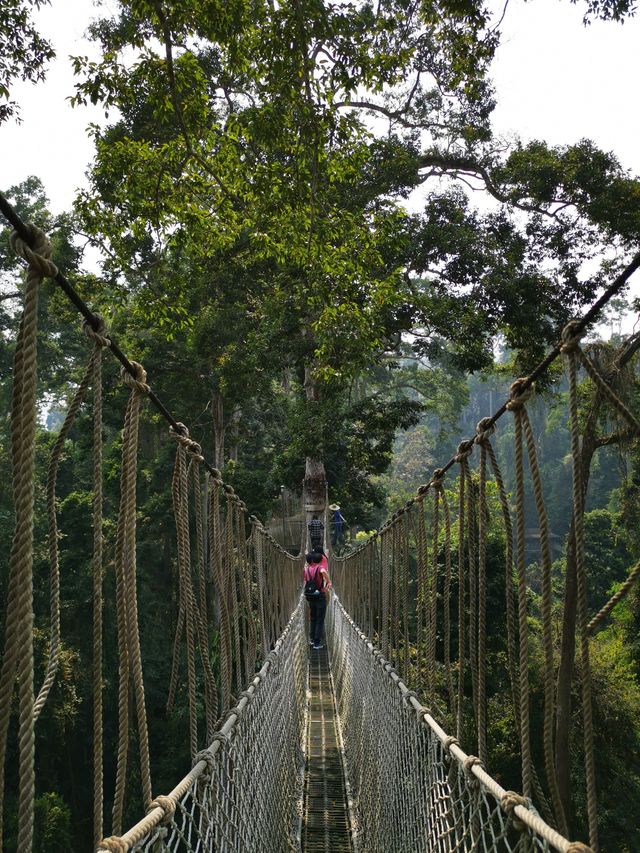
[329,504,347,547]
[308,514,324,551]
[303,551,331,650]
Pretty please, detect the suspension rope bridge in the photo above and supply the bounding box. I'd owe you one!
[0,191,639,852]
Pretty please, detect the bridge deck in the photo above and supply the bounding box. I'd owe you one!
[302,646,353,853]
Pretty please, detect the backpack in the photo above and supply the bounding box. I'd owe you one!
[304,565,322,599]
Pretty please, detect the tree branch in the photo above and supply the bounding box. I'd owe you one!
[417,152,573,220]
[153,2,241,207]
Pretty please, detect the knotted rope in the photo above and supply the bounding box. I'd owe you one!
[112,362,152,833]
[0,224,57,852]
[508,379,534,802]
[562,323,599,852]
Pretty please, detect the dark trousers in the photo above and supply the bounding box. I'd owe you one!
[310,535,323,551]
[308,594,327,645]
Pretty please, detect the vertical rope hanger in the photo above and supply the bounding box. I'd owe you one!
[112,362,153,834]
[561,326,600,852]
[474,425,491,768]
[454,440,471,742]
[85,318,110,848]
[39,315,111,845]
[0,226,58,852]
[506,380,534,802]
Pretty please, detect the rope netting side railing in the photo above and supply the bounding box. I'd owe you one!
[0,197,305,851]
[98,599,307,853]
[332,269,640,853]
[328,595,577,853]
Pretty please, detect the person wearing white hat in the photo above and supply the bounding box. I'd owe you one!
[329,504,347,548]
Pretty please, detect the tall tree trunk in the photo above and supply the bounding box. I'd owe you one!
[227,406,242,463]
[303,365,327,550]
[212,390,225,470]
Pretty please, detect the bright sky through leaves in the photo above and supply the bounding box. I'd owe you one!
[2,0,640,212]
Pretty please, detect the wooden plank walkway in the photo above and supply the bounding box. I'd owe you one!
[302,646,353,853]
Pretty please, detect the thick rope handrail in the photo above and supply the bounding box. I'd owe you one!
[332,595,592,853]
[95,599,304,853]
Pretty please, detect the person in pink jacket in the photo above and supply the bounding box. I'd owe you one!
[303,551,331,650]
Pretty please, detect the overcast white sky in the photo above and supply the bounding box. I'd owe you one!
[1,0,640,233]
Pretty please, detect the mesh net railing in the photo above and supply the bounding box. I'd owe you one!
[328,595,576,853]
[98,598,307,853]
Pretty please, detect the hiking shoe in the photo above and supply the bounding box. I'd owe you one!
[312,644,324,650]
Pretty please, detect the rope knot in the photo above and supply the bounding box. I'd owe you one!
[402,689,419,708]
[431,468,446,490]
[194,747,217,776]
[500,790,526,816]
[566,844,593,853]
[121,361,150,395]
[443,735,459,753]
[10,224,58,279]
[474,417,495,446]
[463,755,482,775]
[238,688,254,703]
[169,422,203,459]
[82,313,111,348]
[211,731,231,749]
[417,483,430,497]
[455,439,474,463]
[147,794,176,823]
[560,320,583,354]
[97,837,128,853]
[267,649,280,673]
[506,379,533,411]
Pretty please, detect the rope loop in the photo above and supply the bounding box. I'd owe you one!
[501,790,527,816]
[566,844,593,853]
[211,731,231,749]
[194,747,217,776]
[267,648,280,674]
[463,755,482,775]
[97,837,128,853]
[560,319,584,354]
[416,483,429,497]
[443,735,459,753]
[121,361,150,395]
[431,468,446,490]
[169,422,203,459]
[238,689,255,703]
[82,313,111,348]
[146,794,176,823]
[10,223,59,278]
[402,689,420,708]
[474,417,495,446]
[455,439,474,462]
[506,378,533,411]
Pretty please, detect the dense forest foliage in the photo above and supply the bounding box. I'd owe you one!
[1,0,640,849]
